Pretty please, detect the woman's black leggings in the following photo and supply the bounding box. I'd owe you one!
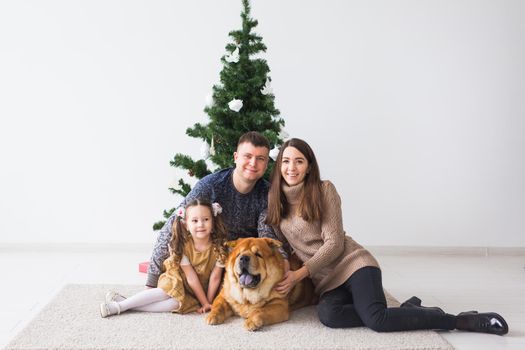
[317,266,457,331]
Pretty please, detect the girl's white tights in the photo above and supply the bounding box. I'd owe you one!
[110,288,180,313]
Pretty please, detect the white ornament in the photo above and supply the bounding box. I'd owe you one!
[205,93,214,108]
[278,129,289,140]
[200,141,210,159]
[205,158,215,171]
[269,146,280,161]
[261,79,273,95]
[228,99,243,112]
[225,47,239,63]
[211,202,223,216]
[209,137,216,156]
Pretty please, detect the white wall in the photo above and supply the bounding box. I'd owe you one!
[1,0,524,246]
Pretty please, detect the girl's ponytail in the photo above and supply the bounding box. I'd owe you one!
[210,210,228,265]
[168,215,187,265]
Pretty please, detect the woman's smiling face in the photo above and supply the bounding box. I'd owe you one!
[280,146,310,186]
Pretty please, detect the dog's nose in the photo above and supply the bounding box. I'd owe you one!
[239,255,250,266]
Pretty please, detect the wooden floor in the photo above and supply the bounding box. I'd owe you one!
[1,244,523,350]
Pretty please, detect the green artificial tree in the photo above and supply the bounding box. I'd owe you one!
[153,0,285,230]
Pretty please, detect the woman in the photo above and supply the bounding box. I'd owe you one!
[266,138,508,335]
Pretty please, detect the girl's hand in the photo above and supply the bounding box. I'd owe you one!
[197,303,212,314]
[275,270,298,295]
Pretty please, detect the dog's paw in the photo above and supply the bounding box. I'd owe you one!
[206,312,225,325]
[244,316,263,331]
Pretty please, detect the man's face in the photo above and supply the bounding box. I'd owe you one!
[233,142,269,183]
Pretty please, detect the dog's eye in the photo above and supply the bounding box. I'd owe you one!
[254,252,262,258]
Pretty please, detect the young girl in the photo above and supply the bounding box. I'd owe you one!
[100,199,228,317]
[267,138,508,335]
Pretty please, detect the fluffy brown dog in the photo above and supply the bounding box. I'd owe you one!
[205,237,316,331]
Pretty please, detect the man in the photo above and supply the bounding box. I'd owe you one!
[146,131,286,287]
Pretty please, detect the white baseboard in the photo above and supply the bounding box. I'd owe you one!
[367,245,525,256]
[0,242,153,253]
[1,243,524,256]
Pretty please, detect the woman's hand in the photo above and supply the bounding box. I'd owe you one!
[197,303,212,314]
[275,270,299,295]
[275,266,310,295]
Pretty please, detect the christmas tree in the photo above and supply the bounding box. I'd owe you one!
[153,0,285,230]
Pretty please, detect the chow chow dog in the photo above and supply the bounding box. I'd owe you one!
[205,237,316,331]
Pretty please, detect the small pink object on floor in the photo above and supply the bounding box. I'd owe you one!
[138,261,149,273]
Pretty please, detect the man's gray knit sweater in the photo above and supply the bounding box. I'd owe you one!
[146,168,278,287]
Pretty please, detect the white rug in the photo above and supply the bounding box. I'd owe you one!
[4,284,453,350]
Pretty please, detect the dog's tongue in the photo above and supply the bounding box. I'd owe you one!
[240,273,253,285]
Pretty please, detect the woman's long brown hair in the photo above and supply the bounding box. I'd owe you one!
[266,138,323,226]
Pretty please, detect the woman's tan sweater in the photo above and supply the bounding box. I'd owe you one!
[274,180,379,296]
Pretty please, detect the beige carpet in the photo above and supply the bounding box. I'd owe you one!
[5,284,453,350]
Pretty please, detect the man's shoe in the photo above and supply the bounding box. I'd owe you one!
[400,296,445,314]
[401,296,423,307]
[456,311,509,336]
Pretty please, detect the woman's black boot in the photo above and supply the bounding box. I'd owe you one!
[400,296,445,315]
[456,311,509,335]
